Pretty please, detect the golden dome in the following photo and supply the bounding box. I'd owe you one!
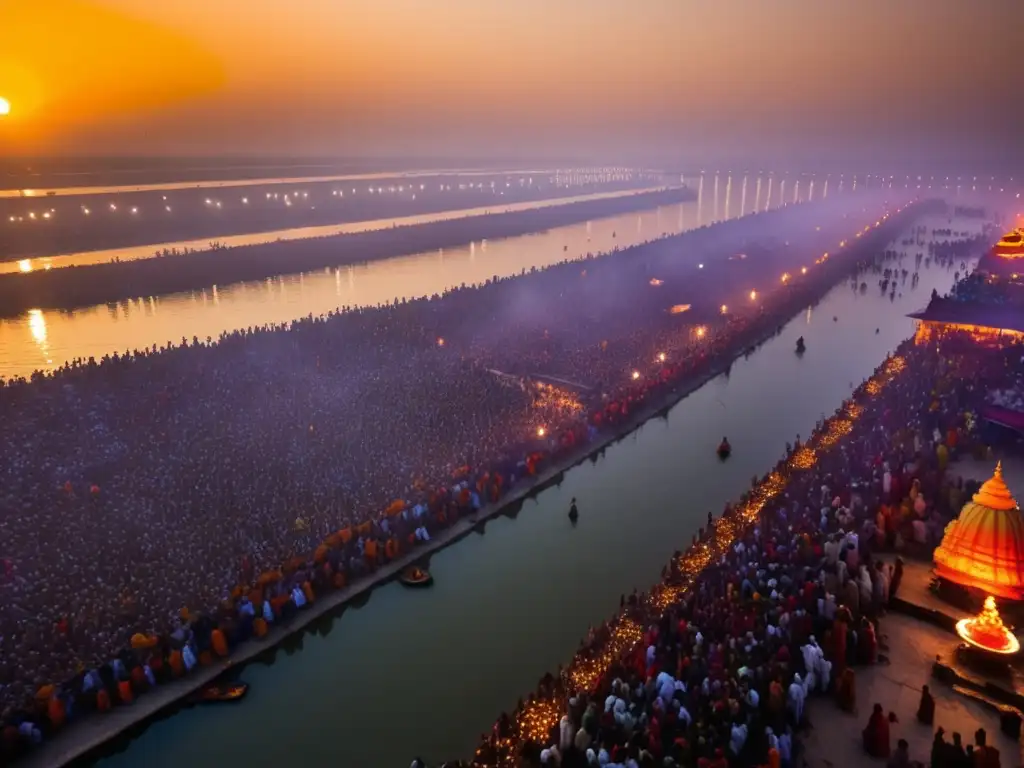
[934,462,1024,600]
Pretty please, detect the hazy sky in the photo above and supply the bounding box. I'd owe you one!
[0,0,1021,171]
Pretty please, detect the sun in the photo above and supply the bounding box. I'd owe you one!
[0,98,10,116]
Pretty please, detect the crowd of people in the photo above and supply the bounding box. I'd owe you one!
[465,318,1020,767]
[0,193,927,760]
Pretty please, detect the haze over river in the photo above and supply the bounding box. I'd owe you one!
[1,174,869,380]
[90,210,982,767]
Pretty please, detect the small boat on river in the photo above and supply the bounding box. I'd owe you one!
[795,336,806,355]
[195,682,248,704]
[400,566,433,588]
[717,438,732,460]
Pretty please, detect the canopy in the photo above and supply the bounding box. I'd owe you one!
[934,462,1024,600]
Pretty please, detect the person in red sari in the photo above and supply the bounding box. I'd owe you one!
[862,703,890,758]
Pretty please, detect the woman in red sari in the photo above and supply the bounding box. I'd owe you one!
[862,703,890,758]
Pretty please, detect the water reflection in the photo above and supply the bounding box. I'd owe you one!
[0,187,668,274]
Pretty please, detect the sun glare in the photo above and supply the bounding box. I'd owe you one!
[0,98,10,116]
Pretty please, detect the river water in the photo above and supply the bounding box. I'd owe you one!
[0,186,670,274]
[0,173,860,380]
[91,211,984,767]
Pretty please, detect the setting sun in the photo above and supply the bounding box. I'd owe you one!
[0,97,10,116]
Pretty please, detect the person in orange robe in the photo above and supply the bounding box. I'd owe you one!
[862,703,889,758]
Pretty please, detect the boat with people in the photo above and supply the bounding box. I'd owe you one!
[399,566,433,588]
[193,681,248,705]
[717,437,731,460]
[795,336,806,355]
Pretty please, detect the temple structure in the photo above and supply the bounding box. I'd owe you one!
[934,462,1024,600]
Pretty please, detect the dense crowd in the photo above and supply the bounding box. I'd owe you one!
[464,318,1019,768]
[0,193,926,759]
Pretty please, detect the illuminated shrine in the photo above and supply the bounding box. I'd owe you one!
[993,228,1024,258]
[934,462,1024,600]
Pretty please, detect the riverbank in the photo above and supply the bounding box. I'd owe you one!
[0,187,692,317]
[0,178,650,262]
[16,201,933,768]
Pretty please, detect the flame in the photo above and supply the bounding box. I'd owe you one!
[669,304,691,315]
[649,278,664,286]
[955,596,1021,655]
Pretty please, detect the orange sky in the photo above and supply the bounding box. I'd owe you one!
[0,0,1021,168]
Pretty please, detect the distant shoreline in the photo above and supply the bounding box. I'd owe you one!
[0,187,693,319]
[0,178,653,262]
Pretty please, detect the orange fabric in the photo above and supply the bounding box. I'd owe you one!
[117,680,134,704]
[768,748,780,768]
[302,581,315,603]
[47,697,66,728]
[130,666,147,691]
[169,650,184,676]
[198,650,214,667]
[314,545,329,564]
[271,595,289,614]
[211,629,228,657]
[96,689,111,712]
[355,521,372,535]
[385,539,397,559]
[333,573,346,589]
[364,539,378,559]
[254,617,269,638]
[339,528,353,544]
[325,533,341,547]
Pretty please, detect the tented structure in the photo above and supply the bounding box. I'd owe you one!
[934,462,1024,600]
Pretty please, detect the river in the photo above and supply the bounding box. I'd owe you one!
[0,173,864,380]
[0,186,671,274]
[88,210,983,767]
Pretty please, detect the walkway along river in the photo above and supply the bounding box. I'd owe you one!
[0,187,694,317]
[16,206,980,768]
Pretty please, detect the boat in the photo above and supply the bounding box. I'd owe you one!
[399,566,433,588]
[717,438,731,460]
[195,682,248,704]
[795,336,806,355]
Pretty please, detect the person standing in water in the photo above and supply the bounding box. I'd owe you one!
[569,497,579,522]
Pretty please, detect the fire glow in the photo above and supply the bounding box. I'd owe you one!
[955,596,1021,655]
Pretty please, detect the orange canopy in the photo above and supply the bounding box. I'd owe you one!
[934,462,1024,600]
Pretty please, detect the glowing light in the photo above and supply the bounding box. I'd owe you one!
[657,352,666,363]
[436,337,445,347]
[720,304,728,314]
[669,304,692,315]
[110,204,117,211]
[42,212,51,219]
[537,427,546,438]
[749,290,757,301]
[18,259,32,273]
[242,198,248,204]
[956,597,1020,655]
[801,266,808,274]
[131,207,138,214]
[649,278,664,286]
[631,370,641,380]
[781,272,790,283]
[698,263,704,269]
[696,326,706,338]
[83,207,90,215]
[0,97,9,116]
